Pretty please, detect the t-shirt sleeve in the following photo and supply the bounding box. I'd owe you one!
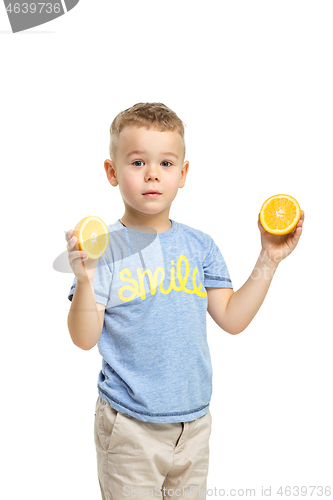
[203,236,233,289]
[67,250,113,307]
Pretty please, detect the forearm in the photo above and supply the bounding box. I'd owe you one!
[225,250,279,334]
[67,279,101,350]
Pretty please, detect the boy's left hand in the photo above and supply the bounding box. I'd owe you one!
[257,210,305,266]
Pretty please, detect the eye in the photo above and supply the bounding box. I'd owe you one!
[133,160,144,167]
[161,161,172,167]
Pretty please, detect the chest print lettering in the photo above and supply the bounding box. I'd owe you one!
[118,255,207,302]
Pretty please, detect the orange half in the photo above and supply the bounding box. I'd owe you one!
[260,194,301,235]
[73,216,109,260]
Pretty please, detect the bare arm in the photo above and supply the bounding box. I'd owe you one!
[224,251,278,334]
[207,211,304,335]
[65,229,105,350]
[207,250,278,335]
[67,279,105,350]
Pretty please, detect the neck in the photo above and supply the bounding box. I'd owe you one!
[119,216,172,234]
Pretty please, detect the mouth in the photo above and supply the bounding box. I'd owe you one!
[143,191,161,197]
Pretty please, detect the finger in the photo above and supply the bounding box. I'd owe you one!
[68,235,80,252]
[67,236,75,251]
[292,224,302,243]
[69,250,87,265]
[297,214,304,227]
[65,229,73,242]
[68,250,80,265]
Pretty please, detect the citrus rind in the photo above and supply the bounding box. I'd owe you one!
[259,194,301,235]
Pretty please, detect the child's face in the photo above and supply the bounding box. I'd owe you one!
[104,126,189,218]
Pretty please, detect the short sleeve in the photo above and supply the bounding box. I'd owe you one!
[203,236,233,288]
[67,249,113,307]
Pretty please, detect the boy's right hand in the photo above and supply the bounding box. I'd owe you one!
[65,229,98,284]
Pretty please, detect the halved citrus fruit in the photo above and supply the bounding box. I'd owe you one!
[73,216,109,260]
[260,194,301,235]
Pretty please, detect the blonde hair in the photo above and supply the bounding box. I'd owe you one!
[109,102,186,161]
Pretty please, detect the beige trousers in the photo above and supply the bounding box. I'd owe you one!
[94,396,212,499]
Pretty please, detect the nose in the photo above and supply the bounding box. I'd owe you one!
[144,163,160,182]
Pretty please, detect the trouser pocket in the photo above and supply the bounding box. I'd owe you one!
[94,396,120,453]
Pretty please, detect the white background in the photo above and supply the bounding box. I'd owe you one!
[1,1,332,498]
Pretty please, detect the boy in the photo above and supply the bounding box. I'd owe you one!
[66,102,304,499]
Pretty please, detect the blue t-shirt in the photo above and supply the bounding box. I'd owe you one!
[68,219,233,423]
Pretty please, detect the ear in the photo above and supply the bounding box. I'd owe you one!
[104,159,118,186]
[179,161,189,188]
